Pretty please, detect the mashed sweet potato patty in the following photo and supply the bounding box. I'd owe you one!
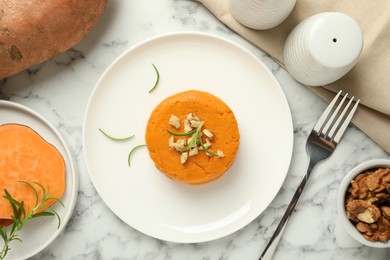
[145,90,240,185]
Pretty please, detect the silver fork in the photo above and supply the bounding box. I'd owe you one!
[260,90,360,260]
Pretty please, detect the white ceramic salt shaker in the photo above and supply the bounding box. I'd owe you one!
[283,12,363,86]
[229,0,296,30]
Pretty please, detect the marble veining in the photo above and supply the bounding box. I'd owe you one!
[0,0,389,259]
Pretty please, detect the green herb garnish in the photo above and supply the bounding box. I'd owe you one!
[99,128,134,141]
[0,181,63,259]
[148,63,160,93]
[167,122,218,156]
[180,123,203,153]
[166,128,196,136]
[198,132,219,156]
[98,128,144,168]
[128,144,146,167]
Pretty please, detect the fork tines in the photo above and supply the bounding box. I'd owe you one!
[313,90,360,143]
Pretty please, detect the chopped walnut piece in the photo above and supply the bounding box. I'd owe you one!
[169,138,185,151]
[169,115,181,129]
[168,135,174,147]
[190,120,202,128]
[189,147,198,157]
[199,138,211,150]
[180,152,188,164]
[217,150,225,158]
[184,119,192,133]
[203,129,214,139]
[187,113,199,121]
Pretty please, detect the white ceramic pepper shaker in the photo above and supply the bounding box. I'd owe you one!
[229,0,296,30]
[283,12,364,86]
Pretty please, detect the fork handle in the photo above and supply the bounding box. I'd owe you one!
[259,161,315,260]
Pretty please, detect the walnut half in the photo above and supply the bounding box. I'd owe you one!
[346,200,381,224]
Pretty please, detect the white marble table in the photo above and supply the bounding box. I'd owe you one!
[1,1,389,259]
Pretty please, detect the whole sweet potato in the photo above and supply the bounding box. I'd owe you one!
[0,0,108,79]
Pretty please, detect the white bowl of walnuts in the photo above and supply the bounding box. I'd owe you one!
[337,159,390,248]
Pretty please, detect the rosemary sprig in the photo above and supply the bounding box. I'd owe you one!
[0,181,63,259]
[148,63,160,93]
[128,145,146,167]
[167,122,218,156]
[99,128,134,141]
[181,123,203,153]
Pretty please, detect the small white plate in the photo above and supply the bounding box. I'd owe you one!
[0,100,78,259]
[83,32,293,243]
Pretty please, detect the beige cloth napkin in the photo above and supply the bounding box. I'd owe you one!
[198,0,390,153]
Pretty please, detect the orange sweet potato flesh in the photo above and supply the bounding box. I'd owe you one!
[0,0,108,79]
[145,90,240,185]
[0,124,66,222]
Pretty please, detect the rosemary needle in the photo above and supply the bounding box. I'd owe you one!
[128,144,146,167]
[198,132,219,156]
[148,63,160,93]
[99,128,134,141]
[166,128,196,136]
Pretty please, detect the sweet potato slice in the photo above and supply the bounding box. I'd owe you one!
[0,124,66,221]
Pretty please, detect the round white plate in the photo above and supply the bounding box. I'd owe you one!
[0,100,78,259]
[83,32,293,243]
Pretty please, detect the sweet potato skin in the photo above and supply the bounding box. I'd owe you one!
[0,0,108,79]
